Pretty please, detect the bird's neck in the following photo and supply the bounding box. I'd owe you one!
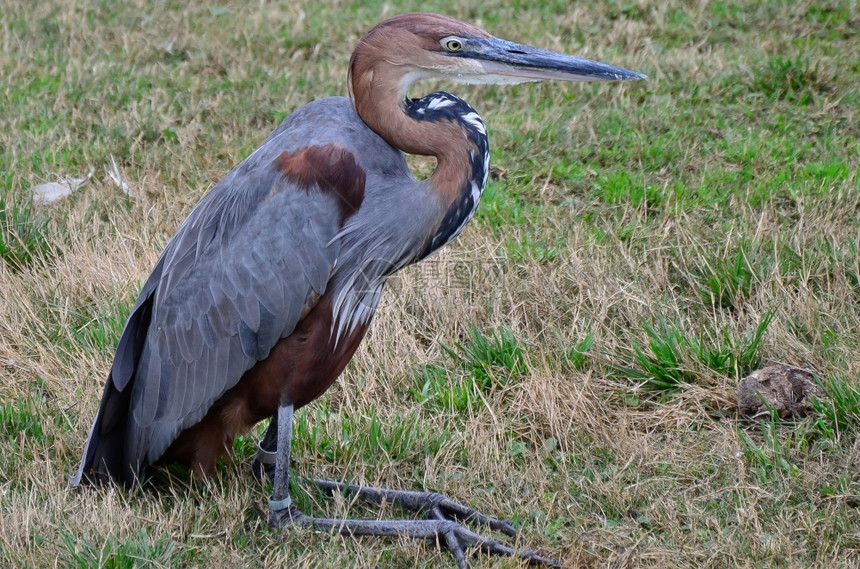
[352,69,487,202]
[352,70,489,255]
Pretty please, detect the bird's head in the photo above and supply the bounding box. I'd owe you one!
[349,13,645,99]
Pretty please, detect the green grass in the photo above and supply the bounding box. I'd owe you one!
[739,419,803,484]
[696,239,757,309]
[413,326,527,412]
[2,0,860,567]
[59,530,189,569]
[0,192,54,271]
[812,375,860,441]
[612,312,773,390]
[0,396,46,448]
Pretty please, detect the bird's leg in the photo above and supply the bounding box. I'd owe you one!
[252,414,278,482]
[265,402,300,526]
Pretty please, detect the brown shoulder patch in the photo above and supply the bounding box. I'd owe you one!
[273,144,366,224]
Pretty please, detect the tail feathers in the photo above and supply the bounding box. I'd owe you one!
[70,294,155,487]
[69,373,136,486]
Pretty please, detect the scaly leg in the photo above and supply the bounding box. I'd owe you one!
[253,408,560,568]
[266,402,294,524]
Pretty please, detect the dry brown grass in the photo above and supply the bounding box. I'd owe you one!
[2,0,860,567]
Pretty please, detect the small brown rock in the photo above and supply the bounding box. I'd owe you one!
[738,363,824,419]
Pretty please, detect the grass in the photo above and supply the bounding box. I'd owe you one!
[412,326,527,412]
[0,191,54,271]
[1,0,859,567]
[59,529,188,569]
[611,312,773,390]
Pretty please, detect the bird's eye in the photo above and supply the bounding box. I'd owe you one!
[442,38,463,52]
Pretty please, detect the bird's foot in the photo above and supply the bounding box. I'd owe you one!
[266,477,560,569]
[312,478,519,536]
[268,502,308,528]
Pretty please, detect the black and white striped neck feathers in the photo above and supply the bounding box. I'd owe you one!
[406,92,489,260]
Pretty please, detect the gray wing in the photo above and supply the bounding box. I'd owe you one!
[72,147,344,485]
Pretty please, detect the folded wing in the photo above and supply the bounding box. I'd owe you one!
[72,143,365,486]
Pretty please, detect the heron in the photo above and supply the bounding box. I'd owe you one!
[72,13,644,567]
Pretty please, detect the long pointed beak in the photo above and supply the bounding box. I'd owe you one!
[456,37,646,84]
